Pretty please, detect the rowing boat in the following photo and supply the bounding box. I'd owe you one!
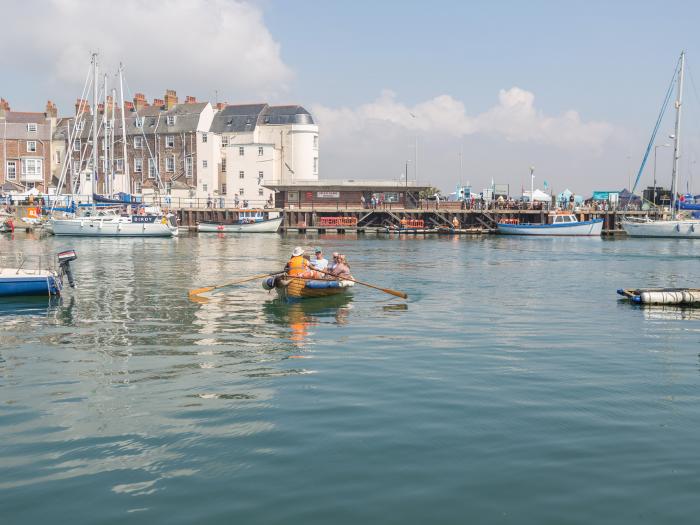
[262,273,354,300]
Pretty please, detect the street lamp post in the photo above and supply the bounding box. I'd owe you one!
[529,166,535,209]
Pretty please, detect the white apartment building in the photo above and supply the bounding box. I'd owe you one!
[210,104,319,206]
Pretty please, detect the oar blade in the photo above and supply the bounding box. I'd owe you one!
[189,286,215,297]
[384,288,408,299]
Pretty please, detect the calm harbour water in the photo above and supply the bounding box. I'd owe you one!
[1,231,699,524]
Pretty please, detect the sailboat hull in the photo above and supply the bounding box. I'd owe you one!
[49,217,177,237]
[621,219,700,238]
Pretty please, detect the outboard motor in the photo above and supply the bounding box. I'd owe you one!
[57,249,77,288]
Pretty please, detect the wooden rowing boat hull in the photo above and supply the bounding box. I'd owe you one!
[264,275,354,300]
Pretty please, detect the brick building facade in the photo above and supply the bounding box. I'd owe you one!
[0,99,58,192]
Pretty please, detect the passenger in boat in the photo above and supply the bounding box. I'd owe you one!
[327,252,339,272]
[330,254,351,280]
[310,247,329,271]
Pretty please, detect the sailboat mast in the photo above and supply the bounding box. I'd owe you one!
[110,87,116,197]
[671,51,685,212]
[91,53,99,197]
[119,63,130,194]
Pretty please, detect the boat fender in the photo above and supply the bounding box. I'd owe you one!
[162,217,167,224]
[676,224,681,232]
[262,277,275,290]
[692,224,695,232]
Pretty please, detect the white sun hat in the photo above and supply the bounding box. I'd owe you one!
[292,246,304,257]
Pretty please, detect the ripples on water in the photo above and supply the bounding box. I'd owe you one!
[1,232,699,523]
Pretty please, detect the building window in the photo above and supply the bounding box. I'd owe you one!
[258,170,263,182]
[202,133,208,143]
[116,158,124,172]
[134,136,143,148]
[22,158,43,177]
[166,135,175,148]
[221,158,226,172]
[185,156,193,177]
[313,135,318,149]
[166,182,172,194]
[258,146,263,156]
[203,183,208,192]
[221,183,227,195]
[258,188,264,197]
[239,146,244,156]
[135,181,142,193]
[148,158,156,178]
[221,136,229,146]
[73,139,81,152]
[105,121,112,129]
[27,123,37,132]
[72,160,80,175]
[135,117,143,128]
[313,157,318,174]
[6,161,17,180]
[166,156,175,172]
[167,115,175,126]
[55,151,61,164]
[202,160,208,168]
[76,121,84,131]
[134,158,143,173]
[27,141,37,152]
[239,188,245,196]
[239,170,244,179]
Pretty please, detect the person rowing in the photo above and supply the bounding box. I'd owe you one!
[285,247,324,279]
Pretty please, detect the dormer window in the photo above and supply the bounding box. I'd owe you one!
[167,115,175,126]
[104,121,111,129]
[149,117,156,126]
[27,123,38,132]
[135,117,143,128]
[76,121,84,131]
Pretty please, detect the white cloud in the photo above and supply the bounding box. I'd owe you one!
[313,87,613,150]
[1,0,291,105]
[312,89,624,192]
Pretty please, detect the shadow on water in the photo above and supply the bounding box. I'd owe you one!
[617,299,700,321]
[0,295,72,318]
[263,294,354,348]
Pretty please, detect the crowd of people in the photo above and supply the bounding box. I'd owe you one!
[285,247,352,280]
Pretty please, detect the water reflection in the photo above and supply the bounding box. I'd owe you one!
[263,295,353,348]
[640,305,700,321]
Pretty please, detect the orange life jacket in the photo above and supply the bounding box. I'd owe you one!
[287,255,308,276]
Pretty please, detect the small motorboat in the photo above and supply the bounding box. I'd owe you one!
[262,273,354,300]
[617,288,700,305]
[0,250,77,297]
[198,211,282,233]
[497,211,603,236]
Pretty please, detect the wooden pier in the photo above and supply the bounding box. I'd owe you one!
[175,206,659,236]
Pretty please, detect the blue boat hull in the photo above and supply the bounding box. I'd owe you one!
[0,274,62,297]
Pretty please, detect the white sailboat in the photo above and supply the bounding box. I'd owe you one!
[622,51,700,238]
[48,54,177,238]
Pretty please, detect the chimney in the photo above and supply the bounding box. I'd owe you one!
[124,101,134,112]
[0,97,9,118]
[74,98,90,115]
[133,93,147,112]
[45,100,58,118]
[97,103,105,114]
[164,89,178,109]
[185,95,197,104]
[153,98,164,108]
[216,102,226,110]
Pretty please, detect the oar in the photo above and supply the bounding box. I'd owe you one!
[314,268,408,299]
[189,272,279,298]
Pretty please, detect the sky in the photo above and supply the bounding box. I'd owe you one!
[3,0,700,195]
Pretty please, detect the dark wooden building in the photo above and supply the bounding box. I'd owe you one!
[264,180,431,209]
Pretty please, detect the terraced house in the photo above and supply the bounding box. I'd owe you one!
[0,98,58,193]
[65,90,215,200]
